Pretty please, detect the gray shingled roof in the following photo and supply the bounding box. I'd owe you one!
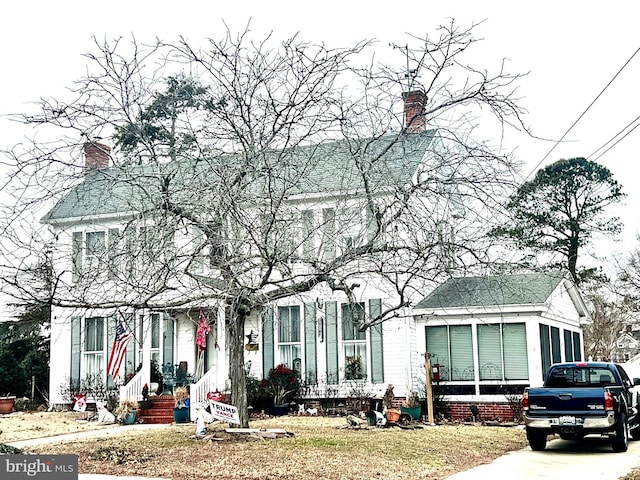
[414,272,566,310]
[44,130,436,222]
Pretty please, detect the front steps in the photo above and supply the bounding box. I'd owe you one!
[138,394,184,424]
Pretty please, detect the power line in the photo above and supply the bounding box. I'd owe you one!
[524,45,640,180]
[590,117,640,163]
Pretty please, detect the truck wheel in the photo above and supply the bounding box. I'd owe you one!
[611,413,629,452]
[526,428,547,451]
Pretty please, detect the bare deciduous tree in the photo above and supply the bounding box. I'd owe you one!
[0,21,528,426]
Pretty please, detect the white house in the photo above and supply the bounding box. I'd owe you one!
[43,89,591,422]
[44,91,452,414]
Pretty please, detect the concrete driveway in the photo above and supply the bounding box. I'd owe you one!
[447,436,640,479]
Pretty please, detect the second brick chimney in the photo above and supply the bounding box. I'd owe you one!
[84,142,111,171]
[403,90,427,133]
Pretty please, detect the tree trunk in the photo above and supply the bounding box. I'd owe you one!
[227,305,249,428]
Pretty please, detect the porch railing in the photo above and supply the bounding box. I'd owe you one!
[190,368,217,421]
[119,363,149,402]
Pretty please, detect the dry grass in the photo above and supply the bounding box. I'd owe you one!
[3,414,527,480]
[0,411,117,442]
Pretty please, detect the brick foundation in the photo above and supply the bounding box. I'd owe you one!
[446,402,517,422]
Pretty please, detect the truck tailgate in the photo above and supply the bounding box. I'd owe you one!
[527,387,607,415]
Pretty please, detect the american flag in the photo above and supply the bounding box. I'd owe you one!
[107,321,131,378]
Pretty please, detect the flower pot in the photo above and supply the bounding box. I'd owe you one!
[0,396,16,414]
[400,405,421,420]
[269,405,289,416]
[385,407,401,423]
[123,410,137,425]
[173,407,190,423]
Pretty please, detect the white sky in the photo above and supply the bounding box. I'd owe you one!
[0,0,638,317]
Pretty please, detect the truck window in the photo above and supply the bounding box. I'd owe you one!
[546,367,616,387]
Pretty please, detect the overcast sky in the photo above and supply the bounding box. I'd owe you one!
[0,1,638,317]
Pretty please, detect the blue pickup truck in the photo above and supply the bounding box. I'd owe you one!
[523,362,640,452]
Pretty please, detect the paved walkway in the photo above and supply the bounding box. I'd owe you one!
[7,423,175,480]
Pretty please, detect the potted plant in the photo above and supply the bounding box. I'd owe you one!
[173,386,190,423]
[0,393,16,414]
[400,391,421,420]
[383,384,400,423]
[115,398,137,425]
[264,364,300,416]
[138,383,151,410]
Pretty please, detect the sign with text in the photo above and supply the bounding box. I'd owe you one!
[2,455,78,480]
[210,400,240,424]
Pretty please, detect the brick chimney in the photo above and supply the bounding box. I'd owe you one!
[84,142,111,171]
[403,90,427,133]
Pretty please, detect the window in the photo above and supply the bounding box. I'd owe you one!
[426,325,474,381]
[85,231,106,271]
[72,230,107,281]
[539,323,561,378]
[342,303,366,380]
[150,313,160,365]
[478,323,528,381]
[337,207,362,254]
[278,306,301,369]
[84,317,105,378]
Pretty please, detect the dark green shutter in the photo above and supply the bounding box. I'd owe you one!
[304,303,317,384]
[70,317,81,388]
[107,317,116,387]
[540,324,551,380]
[551,327,561,364]
[108,228,119,279]
[572,332,582,361]
[564,330,573,361]
[262,306,274,374]
[72,232,83,282]
[326,301,338,384]
[369,299,384,384]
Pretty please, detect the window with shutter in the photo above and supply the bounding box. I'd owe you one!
[503,323,528,380]
[478,324,502,380]
[450,325,474,381]
[426,325,450,381]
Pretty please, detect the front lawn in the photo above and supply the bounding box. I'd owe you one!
[23,417,526,480]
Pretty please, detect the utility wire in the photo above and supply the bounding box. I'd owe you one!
[524,45,640,180]
[591,118,640,163]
